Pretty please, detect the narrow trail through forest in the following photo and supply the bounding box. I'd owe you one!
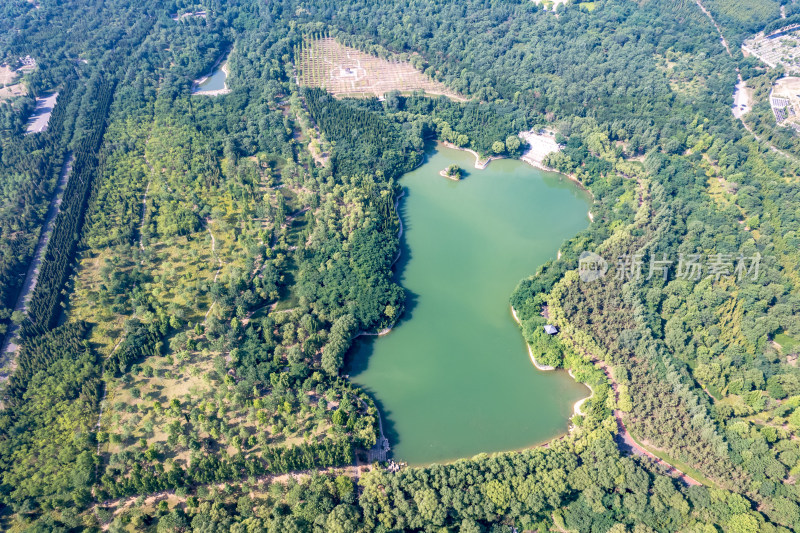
[138,180,151,251]
[203,222,223,324]
[0,152,74,380]
[96,463,369,528]
[590,358,702,486]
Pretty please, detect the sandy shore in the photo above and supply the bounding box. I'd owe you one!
[520,156,591,194]
[439,169,460,180]
[192,60,231,96]
[568,369,594,417]
[510,305,556,371]
[519,130,559,162]
[441,141,502,169]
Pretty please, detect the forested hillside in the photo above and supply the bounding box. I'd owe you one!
[1,0,800,531]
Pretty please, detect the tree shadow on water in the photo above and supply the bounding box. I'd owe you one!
[348,373,401,453]
[392,188,419,322]
[342,185,421,455]
[344,339,402,452]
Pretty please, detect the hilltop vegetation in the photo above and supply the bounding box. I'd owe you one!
[1,0,800,531]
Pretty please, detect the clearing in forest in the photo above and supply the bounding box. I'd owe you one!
[768,76,800,130]
[0,65,26,101]
[295,37,466,101]
[743,25,800,73]
[531,0,569,11]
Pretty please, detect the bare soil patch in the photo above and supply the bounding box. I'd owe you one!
[296,38,466,101]
[519,130,561,166]
[0,65,26,101]
[0,65,17,85]
[769,76,800,129]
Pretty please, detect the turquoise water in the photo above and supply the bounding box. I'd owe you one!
[347,144,592,465]
[194,60,227,93]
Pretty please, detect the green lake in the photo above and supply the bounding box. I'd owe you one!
[193,54,229,94]
[347,143,592,466]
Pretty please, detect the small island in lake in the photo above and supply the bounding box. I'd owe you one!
[439,164,462,180]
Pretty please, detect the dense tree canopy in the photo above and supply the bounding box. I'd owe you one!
[1,0,800,530]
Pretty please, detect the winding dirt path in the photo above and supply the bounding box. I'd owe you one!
[590,357,701,485]
[203,222,223,324]
[0,152,74,379]
[138,180,151,250]
[694,0,731,55]
[96,464,368,528]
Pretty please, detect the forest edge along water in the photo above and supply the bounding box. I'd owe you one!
[346,142,592,466]
[192,50,231,96]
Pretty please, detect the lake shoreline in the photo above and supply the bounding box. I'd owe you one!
[352,189,405,340]
[437,141,595,222]
[510,304,594,423]
[569,368,594,418]
[509,305,556,371]
[348,144,592,465]
[441,141,502,169]
[439,168,460,180]
[519,156,595,222]
[192,49,232,96]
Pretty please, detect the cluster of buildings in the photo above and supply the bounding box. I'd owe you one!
[743,25,800,73]
[18,56,36,71]
[172,10,207,21]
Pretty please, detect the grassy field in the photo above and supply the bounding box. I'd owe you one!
[654,51,714,99]
[775,331,800,354]
[295,37,466,101]
[0,65,26,100]
[67,113,323,465]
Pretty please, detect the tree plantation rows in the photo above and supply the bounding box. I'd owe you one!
[302,88,422,181]
[23,79,115,336]
[0,321,101,510]
[0,80,76,347]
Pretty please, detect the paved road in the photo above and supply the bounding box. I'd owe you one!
[0,152,74,379]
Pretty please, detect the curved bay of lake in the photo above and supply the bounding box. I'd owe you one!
[347,143,592,466]
[193,58,228,94]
